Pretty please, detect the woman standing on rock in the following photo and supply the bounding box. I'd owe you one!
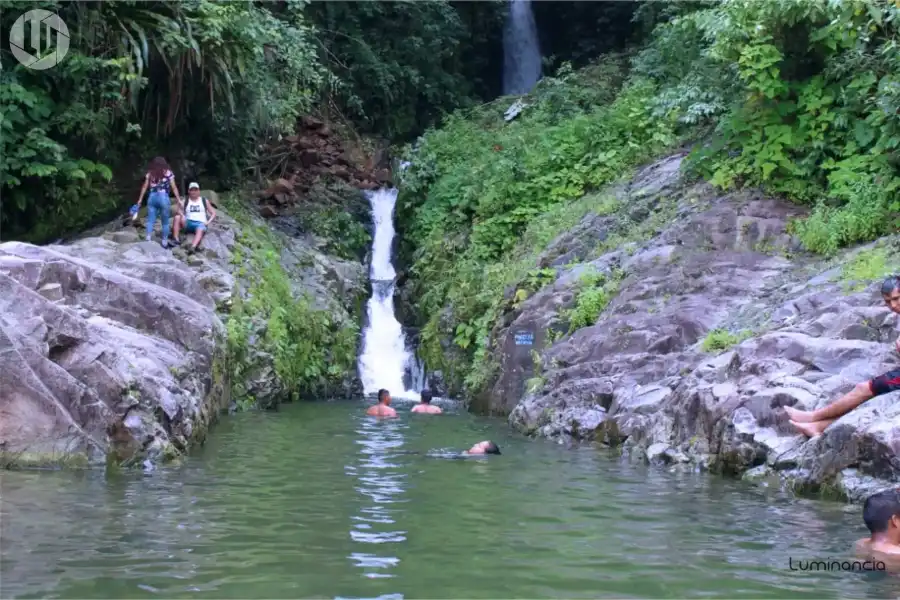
[135,156,182,248]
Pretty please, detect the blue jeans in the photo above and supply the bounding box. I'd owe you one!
[146,191,170,241]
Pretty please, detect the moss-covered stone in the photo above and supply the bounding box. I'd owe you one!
[0,451,92,470]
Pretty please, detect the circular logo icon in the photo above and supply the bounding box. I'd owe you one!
[10,9,70,70]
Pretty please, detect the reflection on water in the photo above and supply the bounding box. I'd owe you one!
[1,401,899,599]
[347,415,408,579]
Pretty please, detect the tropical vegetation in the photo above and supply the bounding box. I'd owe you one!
[398,0,900,396]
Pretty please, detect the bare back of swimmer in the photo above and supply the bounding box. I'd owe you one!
[366,389,397,418]
[410,389,442,414]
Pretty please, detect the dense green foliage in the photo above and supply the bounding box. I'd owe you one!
[399,0,900,397]
[0,0,520,242]
[307,1,504,139]
[223,196,358,408]
[1,0,326,241]
[633,0,900,254]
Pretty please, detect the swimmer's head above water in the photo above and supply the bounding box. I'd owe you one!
[465,440,501,455]
[378,388,391,405]
[864,489,900,543]
[420,389,433,404]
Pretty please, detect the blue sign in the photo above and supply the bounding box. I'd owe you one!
[514,331,534,346]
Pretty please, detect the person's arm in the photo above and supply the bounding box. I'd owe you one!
[206,202,216,225]
[170,176,183,214]
[136,174,149,206]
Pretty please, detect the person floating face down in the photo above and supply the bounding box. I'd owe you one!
[786,275,900,437]
[855,489,900,564]
[173,182,216,253]
[366,389,397,418]
[411,389,442,414]
[464,440,501,455]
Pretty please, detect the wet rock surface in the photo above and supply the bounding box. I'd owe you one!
[0,199,364,469]
[482,154,900,502]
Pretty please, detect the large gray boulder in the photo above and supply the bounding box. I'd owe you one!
[0,238,227,468]
[486,153,900,502]
[0,201,366,468]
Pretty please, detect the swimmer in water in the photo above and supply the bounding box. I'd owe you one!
[406,441,502,459]
[366,388,397,418]
[463,440,501,455]
[411,389,442,414]
[855,489,900,561]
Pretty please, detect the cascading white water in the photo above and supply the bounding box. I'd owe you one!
[502,0,542,96]
[358,188,418,399]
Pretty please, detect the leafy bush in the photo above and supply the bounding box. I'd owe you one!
[565,269,624,334]
[701,328,752,353]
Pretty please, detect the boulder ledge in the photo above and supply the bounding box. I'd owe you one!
[0,199,365,469]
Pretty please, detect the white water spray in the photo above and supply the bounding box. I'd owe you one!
[503,0,542,96]
[358,188,418,399]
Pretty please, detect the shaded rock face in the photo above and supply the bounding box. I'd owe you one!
[0,203,366,468]
[483,153,900,502]
[0,239,225,468]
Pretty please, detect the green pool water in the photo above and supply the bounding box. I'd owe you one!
[0,400,895,599]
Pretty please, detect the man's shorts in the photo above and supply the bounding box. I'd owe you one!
[869,369,900,396]
[185,220,207,233]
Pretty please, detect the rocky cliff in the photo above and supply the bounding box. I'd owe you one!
[0,195,365,469]
[477,153,900,503]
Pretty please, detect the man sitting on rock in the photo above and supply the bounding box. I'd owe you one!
[411,389,442,414]
[855,489,900,559]
[785,275,900,437]
[173,182,216,253]
[366,388,397,418]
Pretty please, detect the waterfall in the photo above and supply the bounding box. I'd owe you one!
[502,0,542,96]
[358,188,418,399]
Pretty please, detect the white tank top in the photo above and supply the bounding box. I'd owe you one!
[185,197,207,223]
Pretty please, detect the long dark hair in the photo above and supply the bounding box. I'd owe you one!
[147,156,169,182]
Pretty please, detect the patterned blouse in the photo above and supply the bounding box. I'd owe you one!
[148,169,174,193]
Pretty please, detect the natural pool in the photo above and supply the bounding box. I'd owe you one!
[1,400,896,599]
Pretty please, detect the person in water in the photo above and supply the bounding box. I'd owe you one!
[366,388,397,418]
[785,275,900,437]
[411,389,442,414]
[855,489,900,558]
[464,440,501,455]
[135,156,182,248]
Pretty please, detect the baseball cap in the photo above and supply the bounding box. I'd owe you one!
[188,182,200,190]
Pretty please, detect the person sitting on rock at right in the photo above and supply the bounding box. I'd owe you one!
[785,275,900,437]
[173,182,216,254]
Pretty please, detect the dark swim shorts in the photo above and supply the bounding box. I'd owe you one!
[869,369,900,396]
